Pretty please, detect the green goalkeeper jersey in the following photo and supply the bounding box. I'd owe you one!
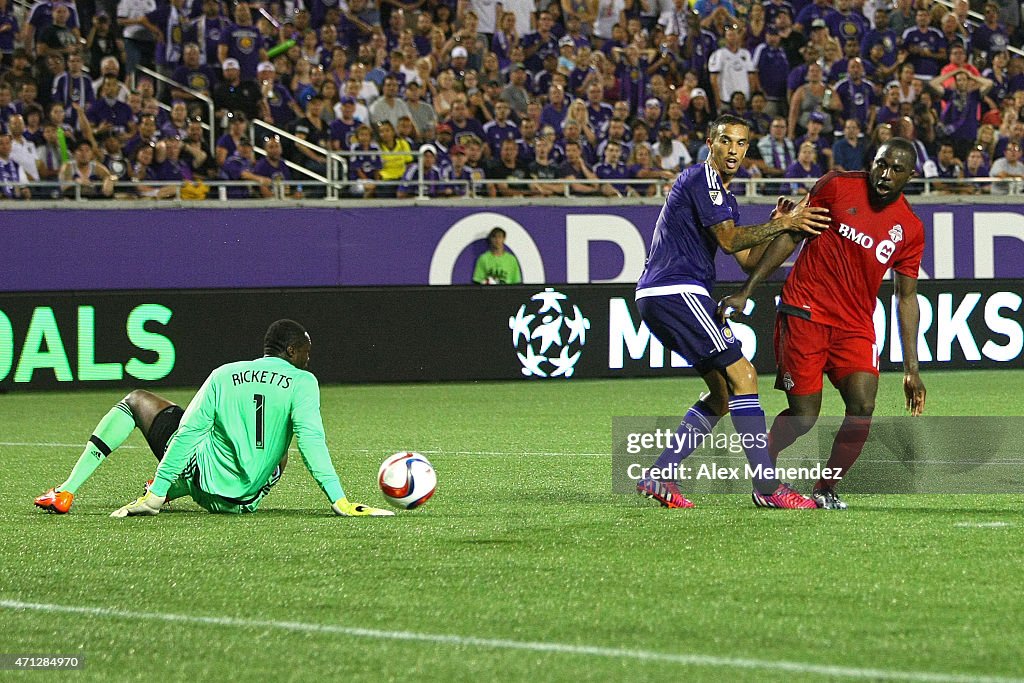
[149,356,345,504]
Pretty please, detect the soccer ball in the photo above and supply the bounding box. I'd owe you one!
[378,452,436,509]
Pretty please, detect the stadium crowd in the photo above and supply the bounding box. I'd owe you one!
[0,0,1023,200]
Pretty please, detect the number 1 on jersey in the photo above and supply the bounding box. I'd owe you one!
[253,394,265,449]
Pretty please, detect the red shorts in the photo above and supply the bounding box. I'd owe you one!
[774,313,878,395]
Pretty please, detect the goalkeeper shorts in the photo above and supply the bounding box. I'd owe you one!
[165,461,284,514]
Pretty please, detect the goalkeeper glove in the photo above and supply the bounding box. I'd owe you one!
[110,491,166,518]
[331,497,394,517]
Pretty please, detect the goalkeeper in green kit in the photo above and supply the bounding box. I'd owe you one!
[34,319,393,518]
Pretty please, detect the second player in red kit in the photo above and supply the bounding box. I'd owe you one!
[719,139,927,510]
[777,167,924,393]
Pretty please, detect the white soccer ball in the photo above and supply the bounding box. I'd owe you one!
[378,452,436,509]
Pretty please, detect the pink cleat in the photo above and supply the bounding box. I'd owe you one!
[637,476,695,508]
[751,483,817,509]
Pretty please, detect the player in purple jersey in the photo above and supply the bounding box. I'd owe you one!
[634,114,829,510]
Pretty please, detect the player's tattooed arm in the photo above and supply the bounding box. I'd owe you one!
[710,196,829,254]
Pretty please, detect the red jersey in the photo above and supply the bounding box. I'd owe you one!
[781,171,924,333]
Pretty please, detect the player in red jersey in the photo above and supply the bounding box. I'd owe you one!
[717,138,927,509]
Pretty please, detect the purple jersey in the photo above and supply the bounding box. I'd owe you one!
[940,88,981,143]
[265,83,297,128]
[218,153,254,198]
[442,165,475,195]
[569,65,598,96]
[491,31,514,70]
[616,60,650,116]
[308,0,342,29]
[834,78,876,124]
[762,1,794,26]
[782,160,821,193]
[329,118,359,150]
[794,4,833,29]
[197,15,230,65]
[447,118,486,147]
[253,158,291,182]
[215,133,239,159]
[52,73,95,110]
[901,27,946,77]
[348,144,382,180]
[397,162,444,196]
[861,28,899,66]
[483,120,520,157]
[28,0,79,33]
[795,133,830,160]
[585,102,614,135]
[170,65,218,95]
[637,161,738,292]
[154,158,193,181]
[222,23,262,80]
[827,10,868,44]
[0,9,18,53]
[875,104,901,128]
[751,44,789,100]
[973,23,1010,56]
[522,32,559,73]
[684,29,719,80]
[541,102,570,132]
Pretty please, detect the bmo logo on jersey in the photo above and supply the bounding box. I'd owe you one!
[837,222,903,265]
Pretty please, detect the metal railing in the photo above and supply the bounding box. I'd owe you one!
[136,66,217,153]
[8,175,1021,203]
[250,118,337,198]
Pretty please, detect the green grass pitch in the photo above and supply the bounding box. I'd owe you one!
[2,370,1022,682]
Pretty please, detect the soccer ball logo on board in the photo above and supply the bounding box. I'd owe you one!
[508,288,591,378]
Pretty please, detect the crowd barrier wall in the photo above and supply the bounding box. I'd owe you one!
[2,203,1024,291]
[0,280,1020,390]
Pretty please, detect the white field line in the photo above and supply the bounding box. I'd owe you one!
[0,599,1020,683]
[1,441,1022,465]
[0,442,606,457]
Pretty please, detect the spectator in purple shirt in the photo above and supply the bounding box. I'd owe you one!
[124,113,161,160]
[593,139,631,196]
[170,43,217,102]
[218,1,264,82]
[440,143,475,196]
[152,135,193,183]
[973,2,1010,58]
[445,99,487,148]
[834,57,876,131]
[251,134,292,198]
[927,67,994,161]
[347,123,382,197]
[783,140,823,194]
[218,137,268,198]
[87,76,134,136]
[482,99,519,157]
[396,143,445,197]
[901,8,946,78]
[160,100,190,140]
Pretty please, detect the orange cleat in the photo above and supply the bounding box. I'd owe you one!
[34,488,74,514]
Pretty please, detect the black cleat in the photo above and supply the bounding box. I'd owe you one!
[811,486,848,510]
